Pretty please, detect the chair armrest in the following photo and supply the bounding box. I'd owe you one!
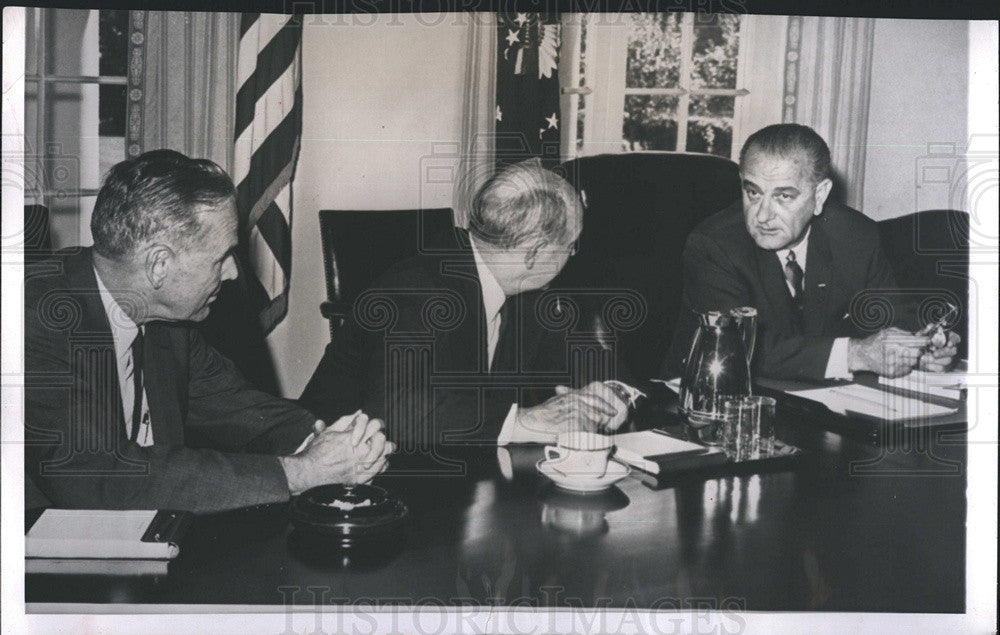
[320,301,352,321]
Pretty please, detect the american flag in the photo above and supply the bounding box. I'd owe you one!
[233,13,302,334]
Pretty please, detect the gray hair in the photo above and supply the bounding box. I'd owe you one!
[468,158,583,249]
[91,149,236,260]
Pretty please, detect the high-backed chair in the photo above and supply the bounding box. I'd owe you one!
[24,204,53,264]
[319,208,457,340]
[553,152,742,378]
[877,209,971,359]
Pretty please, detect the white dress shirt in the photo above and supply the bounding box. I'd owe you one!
[470,240,507,368]
[775,228,851,380]
[94,267,153,446]
[468,240,554,445]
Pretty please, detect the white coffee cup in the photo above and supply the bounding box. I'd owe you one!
[543,431,614,478]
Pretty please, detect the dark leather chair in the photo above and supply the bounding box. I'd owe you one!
[877,210,971,359]
[24,204,54,264]
[319,208,458,340]
[553,152,742,378]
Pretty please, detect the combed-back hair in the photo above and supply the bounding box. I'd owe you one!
[91,149,236,259]
[468,158,583,249]
[739,123,832,184]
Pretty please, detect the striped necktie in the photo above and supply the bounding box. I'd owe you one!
[784,251,805,308]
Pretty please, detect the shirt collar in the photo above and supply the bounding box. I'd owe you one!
[776,226,810,271]
[469,239,507,320]
[93,264,140,362]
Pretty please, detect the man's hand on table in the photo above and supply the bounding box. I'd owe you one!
[514,381,629,438]
[918,330,960,372]
[279,411,395,496]
[848,327,930,378]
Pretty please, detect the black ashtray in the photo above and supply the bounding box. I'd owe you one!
[288,484,408,550]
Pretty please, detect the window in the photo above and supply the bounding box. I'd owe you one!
[24,8,128,248]
[560,12,753,161]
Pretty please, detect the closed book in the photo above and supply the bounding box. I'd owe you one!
[25,558,170,576]
[26,509,191,560]
[613,430,727,475]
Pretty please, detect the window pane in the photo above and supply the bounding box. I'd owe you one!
[45,9,98,76]
[687,95,734,156]
[691,13,740,89]
[99,84,125,136]
[626,12,681,89]
[623,95,678,151]
[99,9,129,76]
[100,137,126,182]
[24,85,41,203]
[40,81,99,192]
[25,8,38,76]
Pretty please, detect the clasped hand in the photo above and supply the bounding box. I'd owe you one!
[849,326,960,378]
[280,411,395,495]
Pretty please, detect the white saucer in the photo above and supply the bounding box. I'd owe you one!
[536,459,630,493]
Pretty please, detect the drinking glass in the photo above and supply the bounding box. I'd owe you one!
[722,395,777,460]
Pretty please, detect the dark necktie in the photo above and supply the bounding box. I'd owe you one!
[784,250,805,308]
[130,328,144,443]
[490,299,517,373]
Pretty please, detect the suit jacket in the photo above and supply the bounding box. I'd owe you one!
[666,201,910,381]
[24,248,315,513]
[300,230,622,454]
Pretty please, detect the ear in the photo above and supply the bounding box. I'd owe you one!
[145,243,174,289]
[813,178,833,215]
[523,239,545,270]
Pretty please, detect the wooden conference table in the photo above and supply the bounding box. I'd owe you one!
[26,384,967,613]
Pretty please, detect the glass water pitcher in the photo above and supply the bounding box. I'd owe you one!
[678,308,757,443]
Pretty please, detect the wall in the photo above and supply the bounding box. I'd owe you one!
[266,13,469,397]
[863,19,969,220]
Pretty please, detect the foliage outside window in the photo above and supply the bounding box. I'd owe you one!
[564,12,747,160]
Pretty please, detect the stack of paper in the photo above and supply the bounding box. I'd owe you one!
[613,430,727,474]
[26,509,188,576]
[879,369,966,400]
[788,384,958,421]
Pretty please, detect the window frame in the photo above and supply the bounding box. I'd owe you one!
[560,11,755,161]
[25,8,127,204]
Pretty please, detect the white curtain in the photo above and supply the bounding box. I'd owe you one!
[452,13,497,228]
[783,16,876,209]
[127,11,239,171]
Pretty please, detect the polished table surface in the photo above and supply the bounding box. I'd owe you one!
[26,395,967,612]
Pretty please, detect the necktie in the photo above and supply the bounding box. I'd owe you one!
[491,299,516,373]
[784,250,805,306]
[129,328,144,443]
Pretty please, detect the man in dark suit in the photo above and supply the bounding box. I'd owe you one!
[301,159,628,456]
[667,124,959,381]
[25,150,392,513]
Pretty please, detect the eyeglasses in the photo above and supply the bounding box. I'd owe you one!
[568,239,579,257]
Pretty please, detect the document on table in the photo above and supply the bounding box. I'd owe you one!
[788,383,958,421]
[879,369,966,400]
[26,509,188,559]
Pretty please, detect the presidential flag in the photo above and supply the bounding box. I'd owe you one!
[233,12,302,334]
[495,11,562,169]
